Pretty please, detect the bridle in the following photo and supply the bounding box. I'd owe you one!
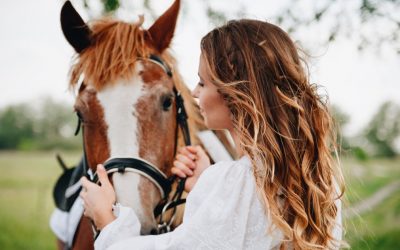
[75,54,190,236]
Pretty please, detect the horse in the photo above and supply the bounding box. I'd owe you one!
[54,1,236,249]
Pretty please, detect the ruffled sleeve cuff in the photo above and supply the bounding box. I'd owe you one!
[95,204,141,250]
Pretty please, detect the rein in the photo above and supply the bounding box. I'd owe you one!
[75,54,190,236]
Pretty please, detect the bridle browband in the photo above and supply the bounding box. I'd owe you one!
[75,54,190,235]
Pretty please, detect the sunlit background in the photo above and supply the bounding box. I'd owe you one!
[0,0,399,249]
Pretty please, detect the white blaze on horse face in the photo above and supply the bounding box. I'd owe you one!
[96,63,155,231]
[111,172,148,225]
[97,64,144,158]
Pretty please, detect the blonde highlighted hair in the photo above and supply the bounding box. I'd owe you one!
[201,19,345,249]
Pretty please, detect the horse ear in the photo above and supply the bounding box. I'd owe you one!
[60,1,91,53]
[147,0,180,52]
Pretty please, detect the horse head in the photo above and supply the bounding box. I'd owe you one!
[61,0,201,235]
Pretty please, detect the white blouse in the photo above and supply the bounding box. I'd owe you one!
[95,156,342,250]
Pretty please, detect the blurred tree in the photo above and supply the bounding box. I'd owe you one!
[330,105,371,160]
[271,0,400,53]
[34,98,76,140]
[0,104,35,149]
[102,0,119,12]
[363,101,400,157]
[0,99,80,151]
[82,0,400,54]
[330,104,351,150]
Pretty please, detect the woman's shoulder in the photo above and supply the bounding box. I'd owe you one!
[186,156,252,201]
[186,155,257,211]
[204,155,252,177]
[192,156,252,190]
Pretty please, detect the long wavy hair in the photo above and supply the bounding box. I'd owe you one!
[201,19,345,249]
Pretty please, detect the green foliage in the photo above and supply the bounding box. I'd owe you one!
[346,194,400,250]
[331,104,351,151]
[331,101,400,159]
[0,98,81,151]
[363,101,400,157]
[330,105,370,161]
[102,0,120,12]
[206,7,227,26]
[351,146,369,161]
[342,156,400,249]
[343,156,400,204]
[85,0,400,54]
[0,104,35,149]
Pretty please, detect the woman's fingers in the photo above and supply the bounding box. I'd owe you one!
[96,164,111,187]
[176,154,196,169]
[185,145,198,154]
[177,147,196,161]
[173,160,194,176]
[193,145,208,159]
[185,145,208,161]
[171,166,186,178]
[173,145,211,192]
[79,190,86,200]
[81,176,95,190]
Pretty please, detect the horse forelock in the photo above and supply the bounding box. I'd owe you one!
[69,18,150,91]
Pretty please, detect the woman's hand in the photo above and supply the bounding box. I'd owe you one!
[80,164,116,230]
[171,145,210,192]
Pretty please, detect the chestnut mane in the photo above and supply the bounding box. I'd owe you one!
[70,19,149,90]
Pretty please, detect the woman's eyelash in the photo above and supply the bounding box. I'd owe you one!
[198,81,204,87]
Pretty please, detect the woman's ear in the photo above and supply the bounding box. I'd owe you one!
[60,1,91,53]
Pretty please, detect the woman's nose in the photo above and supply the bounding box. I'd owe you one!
[191,85,199,98]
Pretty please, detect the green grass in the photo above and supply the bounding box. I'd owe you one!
[342,157,400,205]
[345,192,400,250]
[0,151,81,250]
[0,151,399,249]
[342,157,400,249]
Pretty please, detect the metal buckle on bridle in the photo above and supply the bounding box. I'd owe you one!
[155,176,186,234]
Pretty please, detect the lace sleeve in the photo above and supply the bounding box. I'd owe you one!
[94,204,141,250]
[95,157,278,250]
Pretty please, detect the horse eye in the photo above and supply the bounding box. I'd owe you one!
[162,96,173,111]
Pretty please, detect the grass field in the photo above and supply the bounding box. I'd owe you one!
[342,157,400,250]
[0,150,399,249]
[0,151,81,250]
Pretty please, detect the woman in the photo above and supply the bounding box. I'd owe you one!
[80,19,344,249]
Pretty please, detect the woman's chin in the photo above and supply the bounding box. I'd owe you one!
[203,119,209,128]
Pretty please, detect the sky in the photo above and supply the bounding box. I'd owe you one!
[0,0,399,136]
